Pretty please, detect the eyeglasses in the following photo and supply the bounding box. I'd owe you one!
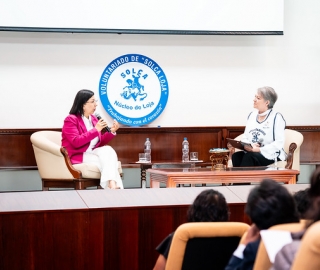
[86,99,98,104]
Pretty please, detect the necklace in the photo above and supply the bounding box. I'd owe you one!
[258,109,271,116]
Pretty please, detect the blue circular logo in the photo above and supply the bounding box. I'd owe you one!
[99,54,169,126]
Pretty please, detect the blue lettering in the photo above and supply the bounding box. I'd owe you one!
[143,102,154,109]
[114,100,133,110]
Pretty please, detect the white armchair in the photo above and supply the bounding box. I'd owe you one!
[30,131,122,190]
[227,129,304,171]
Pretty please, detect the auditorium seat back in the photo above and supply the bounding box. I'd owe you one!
[165,222,250,270]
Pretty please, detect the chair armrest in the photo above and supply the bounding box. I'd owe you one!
[31,134,62,157]
[60,147,82,179]
[285,142,297,169]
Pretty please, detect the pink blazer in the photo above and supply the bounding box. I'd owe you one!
[61,114,116,164]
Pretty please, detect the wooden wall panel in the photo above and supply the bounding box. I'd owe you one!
[1,126,320,169]
[0,204,247,270]
[294,127,320,164]
[103,208,140,270]
[107,126,223,164]
[137,206,190,270]
[0,130,37,167]
[0,210,101,270]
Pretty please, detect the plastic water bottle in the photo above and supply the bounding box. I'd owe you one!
[144,138,151,162]
[182,137,189,162]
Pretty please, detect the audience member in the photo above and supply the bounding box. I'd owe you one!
[272,167,320,270]
[293,188,311,219]
[225,179,299,270]
[153,189,229,270]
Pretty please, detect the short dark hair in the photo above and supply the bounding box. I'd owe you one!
[306,168,320,224]
[187,189,229,222]
[308,167,320,199]
[245,179,299,230]
[69,89,94,116]
[293,188,311,219]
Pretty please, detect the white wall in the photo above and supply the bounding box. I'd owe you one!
[0,0,320,128]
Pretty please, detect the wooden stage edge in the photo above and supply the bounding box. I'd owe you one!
[0,185,309,270]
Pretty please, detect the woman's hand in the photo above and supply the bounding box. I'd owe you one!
[95,119,108,132]
[243,224,260,245]
[110,119,120,133]
[244,143,261,153]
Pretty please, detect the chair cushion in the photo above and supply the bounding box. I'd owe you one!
[73,161,122,179]
[268,160,287,168]
[73,163,101,179]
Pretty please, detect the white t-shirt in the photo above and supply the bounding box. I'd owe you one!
[82,115,99,152]
[241,109,287,161]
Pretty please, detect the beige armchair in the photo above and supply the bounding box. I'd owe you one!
[30,131,122,190]
[228,129,304,170]
[165,222,250,270]
[291,220,320,270]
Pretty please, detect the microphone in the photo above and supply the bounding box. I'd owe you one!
[257,138,264,146]
[95,113,111,134]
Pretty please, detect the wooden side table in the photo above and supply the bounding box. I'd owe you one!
[136,161,205,188]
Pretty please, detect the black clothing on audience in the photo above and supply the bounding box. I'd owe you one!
[155,232,174,259]
[225,239,260,270]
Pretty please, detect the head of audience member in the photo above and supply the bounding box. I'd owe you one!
[293,188,311,219]
[257,86,278,109]
[306,167,320,223]
[69,89,94,116]
[308,167,320,199]
[245,179,299,230]
[187,189,229,222]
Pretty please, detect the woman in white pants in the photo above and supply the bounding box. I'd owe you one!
[62,89,123,189]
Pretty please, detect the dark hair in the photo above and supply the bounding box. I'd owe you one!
[308,167,320,199]
[69,89,94,116]
[305,168,320,225]
[187,189,229,222]
[245,179,299,230]
[293,188,311,219]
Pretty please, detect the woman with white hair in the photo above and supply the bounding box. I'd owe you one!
[230,86,287,167]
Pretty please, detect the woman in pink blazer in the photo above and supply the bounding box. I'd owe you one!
[62,89,123,189]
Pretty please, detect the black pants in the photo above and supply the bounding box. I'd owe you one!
[232,151,276,167]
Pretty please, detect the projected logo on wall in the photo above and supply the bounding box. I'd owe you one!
[99,54,169,126]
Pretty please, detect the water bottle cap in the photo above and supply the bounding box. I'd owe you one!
[146,138,149,140]
[184,137,187,140]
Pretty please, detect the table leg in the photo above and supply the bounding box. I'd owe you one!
[150,180,160,188]
[141,168,147,188]
[288,175,297,184]
[166,177,177,188]
[140,164,152,188]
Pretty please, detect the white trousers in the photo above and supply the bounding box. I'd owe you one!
[83,145,124,189]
